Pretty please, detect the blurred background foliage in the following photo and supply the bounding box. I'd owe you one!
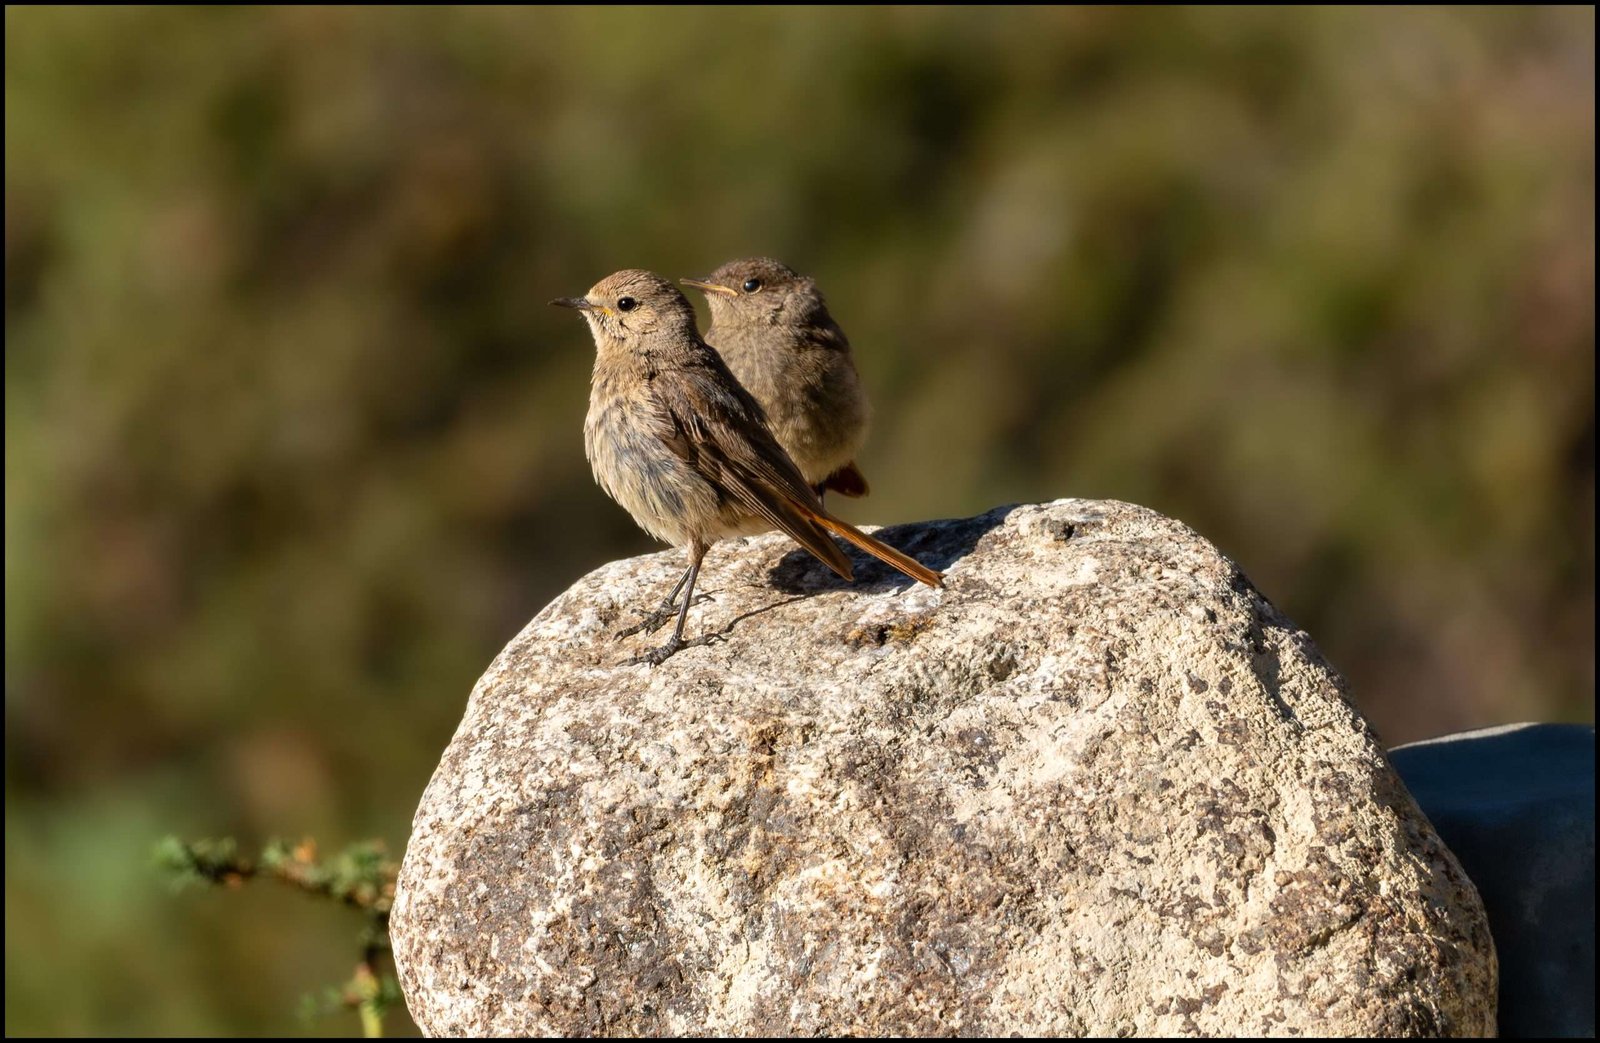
[4,6,1593,1035]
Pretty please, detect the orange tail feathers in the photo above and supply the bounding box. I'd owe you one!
[810,514,945,588]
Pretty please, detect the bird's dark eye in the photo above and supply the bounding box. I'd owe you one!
[616,296,637,312]
[742,278,762,293]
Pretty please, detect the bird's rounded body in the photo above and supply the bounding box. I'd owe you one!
[687,258,872,496]
[711,317,869,488]
[584,344,768,548]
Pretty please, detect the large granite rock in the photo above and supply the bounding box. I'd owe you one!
[392,499,1496,1036]
[1391,722,1595,1038]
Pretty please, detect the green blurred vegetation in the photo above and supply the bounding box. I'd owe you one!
[154,835,400,1037]
[5,6,1593,1036]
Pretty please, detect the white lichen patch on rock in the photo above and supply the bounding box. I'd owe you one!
[391,499,1496,1036]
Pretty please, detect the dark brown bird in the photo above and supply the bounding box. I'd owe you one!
[682,258,871,500]
[552,269,943,664]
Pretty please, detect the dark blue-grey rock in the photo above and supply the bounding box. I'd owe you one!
[1391,722,1596,1038]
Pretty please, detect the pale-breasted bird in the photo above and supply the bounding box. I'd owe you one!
[552,269,942,664]
[682,257,871,499]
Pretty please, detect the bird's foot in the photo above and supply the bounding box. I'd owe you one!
[615,606,674,640]
[628,630,728,667]
[615,594,712,639]
[632,635,684,667]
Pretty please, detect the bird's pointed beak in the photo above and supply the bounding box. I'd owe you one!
[680,278,738,298]
[549,296,593,311]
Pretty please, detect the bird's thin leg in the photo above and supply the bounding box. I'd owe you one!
[616,563,694,639]
[640,541,707,665]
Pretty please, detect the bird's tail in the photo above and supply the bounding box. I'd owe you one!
[810,514,945,588]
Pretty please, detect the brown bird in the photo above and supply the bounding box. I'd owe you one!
[682,258,871,500]
[552,269,943,664]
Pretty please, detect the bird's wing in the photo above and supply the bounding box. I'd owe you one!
[654,346,942,589]
[652,352,855,580]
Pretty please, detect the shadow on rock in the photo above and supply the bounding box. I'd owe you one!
[767,504,1023,594]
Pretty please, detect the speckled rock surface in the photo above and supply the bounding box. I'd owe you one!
[392,499,1496,1036]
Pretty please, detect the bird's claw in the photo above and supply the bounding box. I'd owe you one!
[615,607,675,640]
[614,593,713,640]
[625,626,728,667]
[631,635,684,667]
